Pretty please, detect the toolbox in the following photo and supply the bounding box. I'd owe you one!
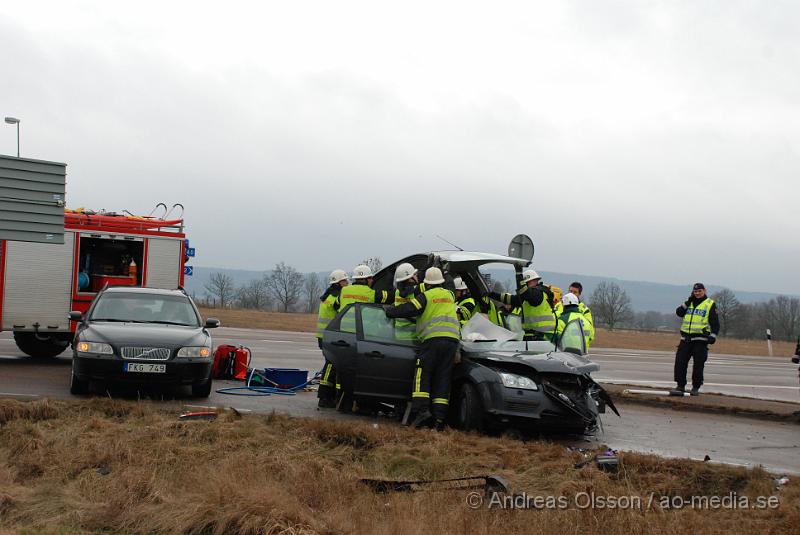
[262,368,308,389]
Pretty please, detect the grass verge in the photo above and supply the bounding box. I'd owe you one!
[1,398,798,534]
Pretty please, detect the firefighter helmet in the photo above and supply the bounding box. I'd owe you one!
[328,269,348,285]
[394,263,417,283]
[352,264,374,280]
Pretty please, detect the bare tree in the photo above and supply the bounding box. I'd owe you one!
[589,281,633,330]
[765,296,800,342]
[361,257,383,274]
[711,288,741,336]
[235,278,270,310]
[204,272,235,308]
[303,273,326,313]
[265,262,304,313]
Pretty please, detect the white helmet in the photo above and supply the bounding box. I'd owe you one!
[521,269,541,283]
[351,264,373,280]
[562,293,579,307]
[423,267,445,285]
[328,269,348,285]
[453,277,468,291]
[394,262,417,283]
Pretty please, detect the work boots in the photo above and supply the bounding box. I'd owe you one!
[690,388,700,396]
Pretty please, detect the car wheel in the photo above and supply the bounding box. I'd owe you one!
[192,377,213,398]
[455,382,484,432]
[69,367,89,395]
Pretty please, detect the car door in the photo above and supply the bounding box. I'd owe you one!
[321,304,359,393]
[354,304,417,400]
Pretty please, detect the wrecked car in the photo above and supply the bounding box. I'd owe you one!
[321,240,618,434]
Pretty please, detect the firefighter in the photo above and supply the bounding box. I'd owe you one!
[339,264,392,332]
[672,283,719,396]
[384,267,460,430]
[490,270,556,341]
[393,263,422,340]
[478,294,504,326]
[453,277,477,327]
[556,292,594,349]
[316,269,348,408]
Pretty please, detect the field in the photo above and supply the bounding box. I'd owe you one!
[1,398,797,535]
[199,307,796,357]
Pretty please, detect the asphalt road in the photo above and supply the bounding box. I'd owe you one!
[0,328,798,475]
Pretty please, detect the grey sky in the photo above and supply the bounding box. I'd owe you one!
[1,1,798,294]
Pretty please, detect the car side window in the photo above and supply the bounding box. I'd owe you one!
[360,305,415,346]
[337,306,358,333]
[558,319,587,355]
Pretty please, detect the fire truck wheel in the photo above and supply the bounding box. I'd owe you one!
[13,332,70,358]
[191,376,213,398]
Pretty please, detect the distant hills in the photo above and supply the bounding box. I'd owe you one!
[184,265,784,313]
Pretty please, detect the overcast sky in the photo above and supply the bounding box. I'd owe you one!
[1,1,798,294]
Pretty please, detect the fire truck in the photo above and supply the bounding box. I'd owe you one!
[0,206,189,358]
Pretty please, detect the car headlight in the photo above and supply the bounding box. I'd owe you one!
[177,346,211,359]
[77,341,114,355]
[498,372,538,390]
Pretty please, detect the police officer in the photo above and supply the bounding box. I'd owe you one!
[490,270,556,341]
[673,283,719,396]
[453,277,477,327]
[567,282,594,329]
[384,267,460,430]
[556,292,594,349]
[316,269,348,408]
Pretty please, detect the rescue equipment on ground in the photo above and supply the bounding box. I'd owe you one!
[215,367,318,397]
[212,345,251,380]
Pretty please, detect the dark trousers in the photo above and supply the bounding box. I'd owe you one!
[411,337,458,420]
[317,339,337,401]
[674,339,708,389]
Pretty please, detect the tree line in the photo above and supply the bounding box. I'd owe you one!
[199,258,382,314]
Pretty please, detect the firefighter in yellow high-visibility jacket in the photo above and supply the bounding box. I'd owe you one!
[384,267,460,430]
[316,269,348,408]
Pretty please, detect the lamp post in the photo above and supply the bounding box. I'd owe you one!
[4,117,20,157]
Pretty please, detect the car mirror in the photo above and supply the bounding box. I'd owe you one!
[68,311,83,322]
[205,318,221,329]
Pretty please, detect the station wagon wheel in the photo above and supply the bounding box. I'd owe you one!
[69,363,89,395]
[191,372,213,398]
[456,383,484,432]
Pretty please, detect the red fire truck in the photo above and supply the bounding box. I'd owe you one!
[0,207,189,358]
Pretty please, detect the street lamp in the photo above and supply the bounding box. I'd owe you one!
[4,117,20,157]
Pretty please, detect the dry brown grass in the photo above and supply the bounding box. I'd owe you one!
[200,307,794,357]
[1,398,797,535]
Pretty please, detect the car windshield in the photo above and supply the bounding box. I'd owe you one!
[90,293,200,326]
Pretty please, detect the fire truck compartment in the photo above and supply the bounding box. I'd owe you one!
[77,235,144,290]
[2,233,75,332]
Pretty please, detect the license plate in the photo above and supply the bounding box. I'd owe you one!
[125,363,166,374]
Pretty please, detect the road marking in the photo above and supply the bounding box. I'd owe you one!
[0,392,39,397]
